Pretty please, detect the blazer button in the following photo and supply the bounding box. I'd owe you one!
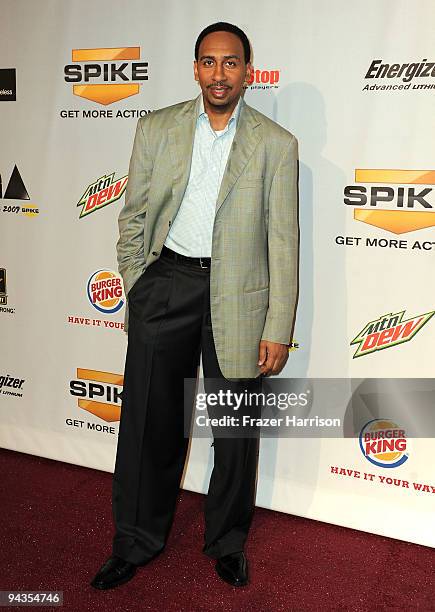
[152,251,159,256]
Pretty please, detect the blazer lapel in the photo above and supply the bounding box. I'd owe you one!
[166,95,262,218]
[215,101,262,214]
[167,96,199,216]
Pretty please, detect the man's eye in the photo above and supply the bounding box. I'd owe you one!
[203,60,213,66]
[226,61,236,67]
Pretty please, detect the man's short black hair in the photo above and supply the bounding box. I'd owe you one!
[194,22,251,64]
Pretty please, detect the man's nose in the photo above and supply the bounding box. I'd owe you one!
[212,63,226,82]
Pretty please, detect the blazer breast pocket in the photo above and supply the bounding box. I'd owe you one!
[237,176,264,189]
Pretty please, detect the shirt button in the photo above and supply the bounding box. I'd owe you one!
[152,251,159,256]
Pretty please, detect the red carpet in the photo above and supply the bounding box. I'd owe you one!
[0,448,433,611]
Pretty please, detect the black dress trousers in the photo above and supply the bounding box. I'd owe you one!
[112,247,261,564]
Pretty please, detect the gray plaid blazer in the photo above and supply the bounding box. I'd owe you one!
[117,94,299,380]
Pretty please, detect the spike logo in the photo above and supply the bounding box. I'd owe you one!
[344,169,435,233]
[64,47,148,105]
[69,368,123,422]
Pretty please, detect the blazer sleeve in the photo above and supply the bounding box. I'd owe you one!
[261,135,299,345]
[116,117,153,296]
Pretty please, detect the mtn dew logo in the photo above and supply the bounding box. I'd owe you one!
[77,172,128,218]
[351,309,434,358]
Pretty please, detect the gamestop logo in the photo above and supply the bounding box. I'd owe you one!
[87,270,125,314]
[64,47,148,105]
[246,68,280,90]
[351,309,434,358]
[359,419,408,468]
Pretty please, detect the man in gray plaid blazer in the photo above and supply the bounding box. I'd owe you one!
[92,21,299,591]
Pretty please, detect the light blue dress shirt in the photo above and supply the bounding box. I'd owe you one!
[164,95,242,257]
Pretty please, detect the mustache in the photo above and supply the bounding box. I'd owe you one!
[207,83,232,89]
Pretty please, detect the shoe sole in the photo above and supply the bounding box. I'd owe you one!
[215,563,248,587]
[91,571,136,591]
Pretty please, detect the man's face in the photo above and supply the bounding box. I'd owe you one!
[194,31,252,110]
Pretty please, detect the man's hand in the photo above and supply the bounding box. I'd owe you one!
[258,340,289,376]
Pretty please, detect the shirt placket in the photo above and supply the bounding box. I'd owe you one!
[200,119,212,257]
[210,131,225,256]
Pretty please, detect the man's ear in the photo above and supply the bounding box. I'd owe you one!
[245,62,253,86]
[193,60,199,82]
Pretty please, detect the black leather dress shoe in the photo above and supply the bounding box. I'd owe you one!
[215,552,249,587]
[91,556,137,590]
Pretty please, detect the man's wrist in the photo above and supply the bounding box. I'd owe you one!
[261,339,291,347]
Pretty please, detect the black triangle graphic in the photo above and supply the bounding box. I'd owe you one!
[4,165,30,200]
[0,173,2,198]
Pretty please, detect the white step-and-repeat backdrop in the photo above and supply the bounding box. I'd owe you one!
[1,0,434,547]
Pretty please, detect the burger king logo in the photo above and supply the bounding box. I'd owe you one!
[359,419,409,468]
[87,269,124,314]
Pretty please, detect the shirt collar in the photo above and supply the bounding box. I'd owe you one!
[197,94,243,131]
